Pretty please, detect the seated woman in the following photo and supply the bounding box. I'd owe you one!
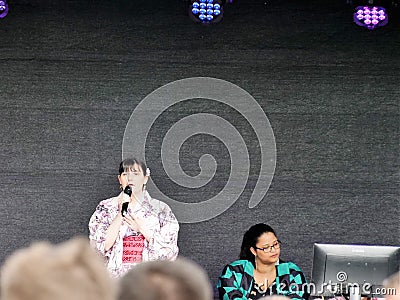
[88,157,179,278]
[217,223,309,300]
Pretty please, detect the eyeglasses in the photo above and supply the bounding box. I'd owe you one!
[254,240,281,253]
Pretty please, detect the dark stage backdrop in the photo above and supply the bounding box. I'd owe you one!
[0,0,399,297]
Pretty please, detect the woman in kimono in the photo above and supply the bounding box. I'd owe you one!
[89,157,179,278]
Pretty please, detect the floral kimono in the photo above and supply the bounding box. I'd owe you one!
[89,190,179,278]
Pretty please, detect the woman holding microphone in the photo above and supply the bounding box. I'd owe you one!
[89,157,179,278]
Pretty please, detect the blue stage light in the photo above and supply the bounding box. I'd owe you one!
[189,0,224,24]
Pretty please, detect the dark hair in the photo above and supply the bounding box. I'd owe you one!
[239,223,277,267]
[119,158,147,175]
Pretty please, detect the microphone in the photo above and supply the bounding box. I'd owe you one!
[121,186,132,216]
[124,186,132,197]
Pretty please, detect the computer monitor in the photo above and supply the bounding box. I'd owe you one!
[310,243,400,299]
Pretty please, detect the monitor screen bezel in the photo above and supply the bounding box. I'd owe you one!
[310,243,400,297]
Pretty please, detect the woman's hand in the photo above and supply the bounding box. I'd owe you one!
[123,212,152,242]
[118,192,130,213]
[123,214,140,232]
[117,187,132,216]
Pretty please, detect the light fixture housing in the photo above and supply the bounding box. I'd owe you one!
[0,0,8,18]
[353,6,388,29]
[189,0,224,24]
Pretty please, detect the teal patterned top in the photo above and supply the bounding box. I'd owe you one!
[217,259,309,300]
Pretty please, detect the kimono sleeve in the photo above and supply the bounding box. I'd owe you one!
[279,263,310,300]
[217,264,248,300]
[145,206,179,261]
[88,202,114,257]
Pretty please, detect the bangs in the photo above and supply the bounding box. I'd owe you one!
[119,158,146,175]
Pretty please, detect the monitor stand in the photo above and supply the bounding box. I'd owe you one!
[349,285,361,300]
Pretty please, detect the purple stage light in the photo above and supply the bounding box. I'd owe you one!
[0,0,8,19]
[353,6,388,29]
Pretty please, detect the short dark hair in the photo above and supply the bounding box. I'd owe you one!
[119,157,147,175]
[239,223,277,267]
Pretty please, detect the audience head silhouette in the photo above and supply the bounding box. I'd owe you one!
[118,257,213,300]
[0,236,116,300]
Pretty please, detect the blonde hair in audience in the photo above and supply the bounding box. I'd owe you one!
[0,236,116,300]
[118,257,212,300]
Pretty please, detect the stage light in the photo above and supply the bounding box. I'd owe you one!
[353,6,388,29]
[189,0,224,24]
[0,0,8,18]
